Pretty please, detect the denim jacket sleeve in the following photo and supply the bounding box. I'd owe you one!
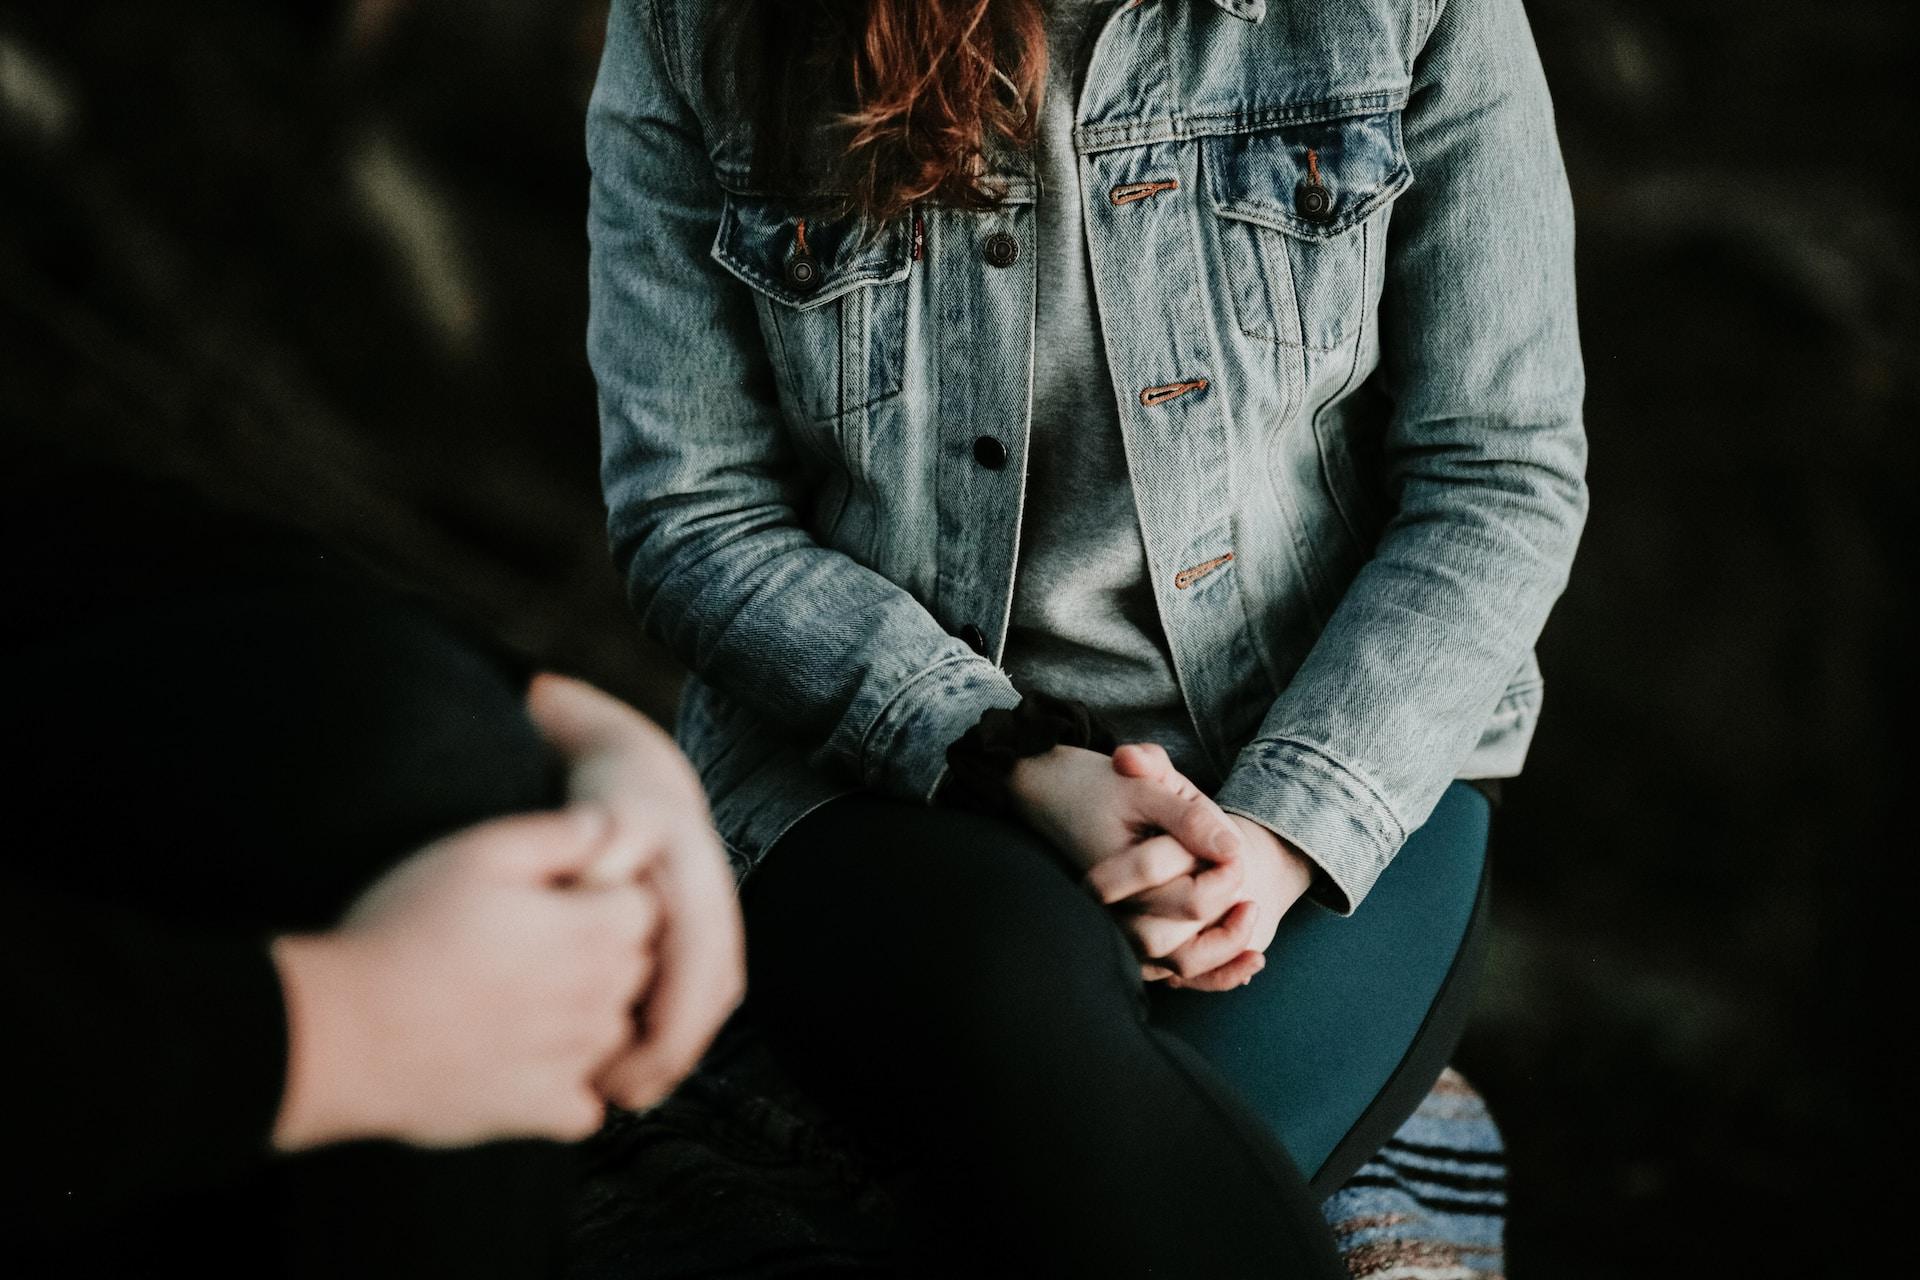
[586,0,1020,803]
[1211,0,1591,915]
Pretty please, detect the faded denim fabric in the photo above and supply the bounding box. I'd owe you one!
[587,0,1589,913]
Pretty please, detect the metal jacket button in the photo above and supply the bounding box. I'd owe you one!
[972,435,1008,470]
[1295,180,1336,223]
[957,623,988,655]
[783,252,821,291]
[983,231,1019,268]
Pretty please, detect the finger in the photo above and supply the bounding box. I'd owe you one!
[473,805,618,884]
[598,830,745,1110]
[1163,898,1260,979]
[576,881,666,958]
[576,816,676,889]
[1111,741,1174,781]
[592,1049,663,1113]
[1168,950,1267,993]
[527,672,693,881]
[1140,961,1176,983]
[1134,782,1240,862]
[1120,857,1246,923]
[1113,743,1210,807]
[542,1087,609,1144]
[1085,833,1200,904]
[525,671,656,761]
[1120,907,1205,961]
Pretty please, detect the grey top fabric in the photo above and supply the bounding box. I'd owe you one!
[1001,0,1217,787]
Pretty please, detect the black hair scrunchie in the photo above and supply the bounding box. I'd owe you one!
[933,689,1120,819]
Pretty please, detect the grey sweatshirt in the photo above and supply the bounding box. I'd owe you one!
[1000,0,1217,788]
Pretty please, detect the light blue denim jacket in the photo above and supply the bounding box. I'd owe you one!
[587,0,1588,913]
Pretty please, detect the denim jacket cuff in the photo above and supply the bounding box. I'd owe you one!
[858,656,1023,804]
[1212,738,1408,917]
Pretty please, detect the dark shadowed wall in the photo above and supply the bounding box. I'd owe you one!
[1,2,1908,1275]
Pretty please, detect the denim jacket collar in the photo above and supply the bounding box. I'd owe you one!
[1134,0,1267,20]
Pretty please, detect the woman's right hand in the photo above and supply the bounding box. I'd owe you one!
[1007,744,1250,979]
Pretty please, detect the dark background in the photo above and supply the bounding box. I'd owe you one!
[1,2,1907,1275]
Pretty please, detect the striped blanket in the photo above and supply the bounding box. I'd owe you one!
[1321,1070,1508,1279]
[571,1030,1506,1278]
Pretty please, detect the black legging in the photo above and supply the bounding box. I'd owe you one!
[740,790,1491,1277]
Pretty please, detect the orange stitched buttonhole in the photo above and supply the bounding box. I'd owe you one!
[1139,378,1209,407]
[794,217,810,254]
[1174,552,1235,590]
[1111,179,1180,206]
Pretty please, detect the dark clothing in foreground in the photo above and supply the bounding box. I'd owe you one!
[739,782,1491,1276]
[2,458,569,1277]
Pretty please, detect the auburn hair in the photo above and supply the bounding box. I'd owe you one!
[705,0,1048,223]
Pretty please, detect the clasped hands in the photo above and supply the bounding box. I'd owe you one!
[271,673,743,1152]
[1007,742,1317,991]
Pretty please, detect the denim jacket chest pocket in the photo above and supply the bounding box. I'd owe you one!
[710,193,914,428]
[1203,109,1413,353]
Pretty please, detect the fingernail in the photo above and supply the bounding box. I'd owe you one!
[1212,826,1240,857]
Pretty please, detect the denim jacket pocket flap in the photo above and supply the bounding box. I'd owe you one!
[711,192,913,311]
[1204,110,1413,241]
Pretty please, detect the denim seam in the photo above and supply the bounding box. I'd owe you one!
[1242,735,1406,851]
[856,654,994,793]
[646,0,685,104]
[1211,164,1413,248]
[1310,239,1376,546]
[710,204,913,309]
[1074,88,1412,152]
[1491,677,1544,713]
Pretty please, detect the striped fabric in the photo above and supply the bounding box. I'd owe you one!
[1324,1069,1508,1280]
[570,1036,1506,1278]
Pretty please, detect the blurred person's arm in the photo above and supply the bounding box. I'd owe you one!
[4,674,743,1226]
[3,881,296,1219]
[3,800,654,1224]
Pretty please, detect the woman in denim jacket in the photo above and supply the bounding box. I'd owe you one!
[588,0,1586,1271]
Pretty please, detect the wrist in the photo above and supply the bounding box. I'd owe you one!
[1226,815,1316,911]
[1004,743,1079,823]
[937,692,1118,820]
[270,931,378,1153]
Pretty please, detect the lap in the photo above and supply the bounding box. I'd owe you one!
[1149,780,1492,1188]
[744,781,1491,1192]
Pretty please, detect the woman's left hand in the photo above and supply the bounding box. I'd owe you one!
[1107,745,1318,992]
[1148,815,1316,990]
